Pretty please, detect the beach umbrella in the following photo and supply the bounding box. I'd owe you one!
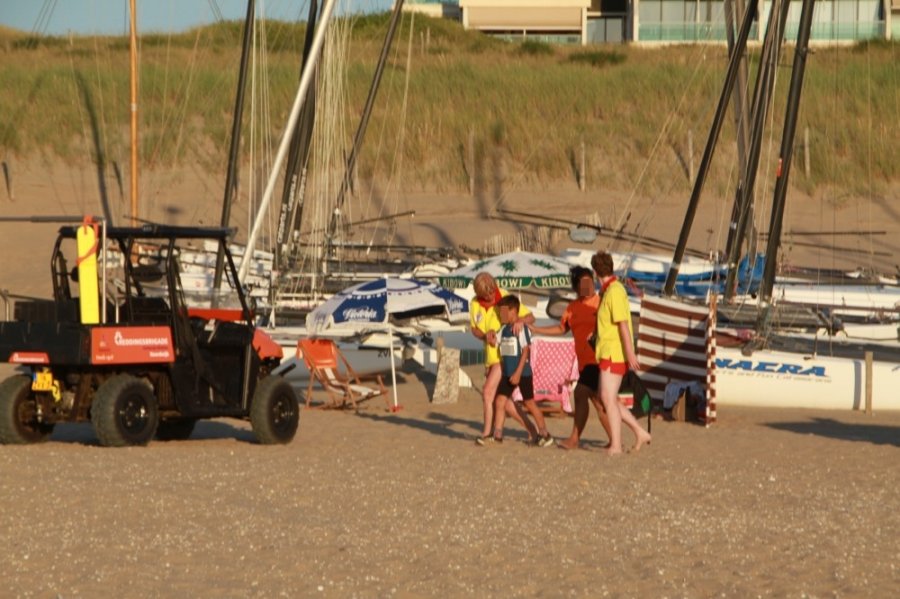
[306,277,469,409]
[438,250,573,291]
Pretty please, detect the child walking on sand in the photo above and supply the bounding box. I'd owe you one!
[491,295,554,447]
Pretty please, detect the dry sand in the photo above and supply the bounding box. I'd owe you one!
[1,158,899,596]
[1,363,899,597]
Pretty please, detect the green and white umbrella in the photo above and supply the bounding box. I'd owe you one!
[439,251,573,290]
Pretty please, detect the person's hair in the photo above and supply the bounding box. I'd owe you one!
[497,294,519,313]
[570,266,593,291]
[473,272,497,298]
[591,251,615,278]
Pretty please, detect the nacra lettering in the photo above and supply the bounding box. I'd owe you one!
[715,358,826,377]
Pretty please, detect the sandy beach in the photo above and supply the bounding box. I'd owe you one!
[1,156,899,596]
[1,361,899,597]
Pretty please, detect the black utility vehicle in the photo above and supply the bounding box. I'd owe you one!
[0,222,298,446]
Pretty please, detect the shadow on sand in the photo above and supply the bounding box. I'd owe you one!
[765,418,900,447]
[354,410,475,441]
[48,419,257,445]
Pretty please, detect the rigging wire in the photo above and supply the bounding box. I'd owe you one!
[207,0,226,24]
[611,15,726,244]
[367,10,416,251]
[337,7,408,250]
[31,0,58,38]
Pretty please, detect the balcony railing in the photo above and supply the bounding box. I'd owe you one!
[639,20,886,42]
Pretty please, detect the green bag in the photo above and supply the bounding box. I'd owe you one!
[622,371,652,431]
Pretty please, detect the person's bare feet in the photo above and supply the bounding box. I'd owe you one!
[557,439,580,450]
[632,431,652,452]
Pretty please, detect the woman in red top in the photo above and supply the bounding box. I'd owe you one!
[530,266,611,450]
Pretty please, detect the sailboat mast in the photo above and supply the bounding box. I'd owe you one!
[325,0,407,251]
[723,0,792,300]
[662,1,757,297]
[237,0,338,284]
[758,0,818,307]
[213,0,256,290]
[129,0,138,226]
[274,0,320,273]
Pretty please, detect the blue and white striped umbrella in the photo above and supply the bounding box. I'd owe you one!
[306,277,468,410]
[306,277,469,335]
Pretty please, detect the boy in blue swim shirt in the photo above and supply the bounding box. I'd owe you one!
[491,295,554,447]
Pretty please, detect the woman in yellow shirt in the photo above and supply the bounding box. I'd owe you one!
[591,251,652,455]
[469,272,537,445]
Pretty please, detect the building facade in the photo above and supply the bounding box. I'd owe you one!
[457,0,591,44]
[407,0,899,43]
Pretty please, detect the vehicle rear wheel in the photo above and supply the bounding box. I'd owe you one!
[155,418,197,441]
[250,376,299,445]
[0,375,55,444]
[91,375,158,447]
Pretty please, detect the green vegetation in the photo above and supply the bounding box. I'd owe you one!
[567,50,625,68]
[518,40,554,56]
[0,13,897,197]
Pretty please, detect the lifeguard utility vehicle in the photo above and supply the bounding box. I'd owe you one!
[0,219,299,446]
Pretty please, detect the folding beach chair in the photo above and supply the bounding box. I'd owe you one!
[512,337,578,416]
[296,338,388,410]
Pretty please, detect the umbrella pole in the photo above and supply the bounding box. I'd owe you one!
[389,322,402,412]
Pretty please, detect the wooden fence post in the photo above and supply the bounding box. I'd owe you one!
[865,351,873,415]
[1,161,11,201]
[579,138,586,191]
[468,127,475,196]
[804,126,811,178]
[688,130,695,181]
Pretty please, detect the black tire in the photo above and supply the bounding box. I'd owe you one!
[0,375,55,444]
[155,418,197,441]
[91,375,159,447]
[250,376,299,445]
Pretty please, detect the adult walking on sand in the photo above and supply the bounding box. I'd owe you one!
[591,251,652,455]
[469,272,538,445]
[529,266,611,450]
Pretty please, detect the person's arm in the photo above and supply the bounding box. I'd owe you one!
[472,325,498,348]
[511,309,535,335]
[618,320,640,371]
[470,305,488,341]
[510,345,529,385]
[528,322,566,336]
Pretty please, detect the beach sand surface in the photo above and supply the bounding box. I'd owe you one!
[1,363,899,597]
[1,158,899,596]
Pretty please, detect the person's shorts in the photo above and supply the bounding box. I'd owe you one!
[599,358,628,376]
[577,364,600,390]
[497,375,534,400]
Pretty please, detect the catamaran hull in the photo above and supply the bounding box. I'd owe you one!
[715,346,900,410]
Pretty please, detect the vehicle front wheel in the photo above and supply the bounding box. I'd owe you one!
[91,375,159,447]
[250,376,299,445]
[0,375,55,444]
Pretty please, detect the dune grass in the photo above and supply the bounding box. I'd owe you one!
[0,13,897,199]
